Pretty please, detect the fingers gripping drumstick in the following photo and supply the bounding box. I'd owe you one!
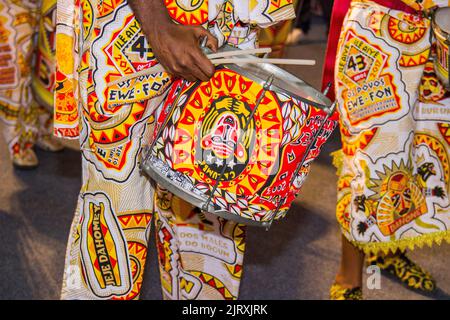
[106,49,316,87]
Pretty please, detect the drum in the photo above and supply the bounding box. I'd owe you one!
[432,7,450,89]
[32,0,56,110]
[141,51,337,228]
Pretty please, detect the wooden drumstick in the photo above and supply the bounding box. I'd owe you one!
[206,47,272,59]
[106,47,273,87]
[209,58,316,66]
[107,52,316,87]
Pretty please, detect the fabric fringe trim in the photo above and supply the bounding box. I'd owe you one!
[330,149,344,176]
[350,230,450,255]
[330,150,450,255]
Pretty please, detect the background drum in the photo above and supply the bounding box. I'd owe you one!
[142,53,337,228]
[432,7,450,90]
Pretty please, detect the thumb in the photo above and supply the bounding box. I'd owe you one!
[193,27,218,52]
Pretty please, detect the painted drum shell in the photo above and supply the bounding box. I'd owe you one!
[143,53,337,227]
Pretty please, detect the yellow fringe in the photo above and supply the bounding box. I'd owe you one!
[350,230,450,255]
[330,149,344,176]
[331,149,450,255]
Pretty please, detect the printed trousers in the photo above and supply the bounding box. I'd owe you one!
[0,0,53,158]
[60,94,246,300]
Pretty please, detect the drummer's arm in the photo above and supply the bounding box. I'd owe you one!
[128,0,218,82]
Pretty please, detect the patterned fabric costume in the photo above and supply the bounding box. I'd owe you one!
[259,0,299,58]
[56,0,295,299]
[259,18,294,58]
[0,0,54,159]
[333,0,450,254]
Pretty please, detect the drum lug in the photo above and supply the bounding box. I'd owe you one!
[264,220,273,231]
[201,202,216,214]
[322,82,332,96]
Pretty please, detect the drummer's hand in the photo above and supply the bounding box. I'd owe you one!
[146,22,218,82]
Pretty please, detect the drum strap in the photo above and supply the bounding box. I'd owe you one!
[321,0,418,101]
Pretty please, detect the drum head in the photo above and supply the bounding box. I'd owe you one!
[214,46,332,109]
[435,7,450,33]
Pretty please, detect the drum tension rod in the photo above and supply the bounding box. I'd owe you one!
[202,74,275,214]
[266,100,337,231]
[142,79,188,170]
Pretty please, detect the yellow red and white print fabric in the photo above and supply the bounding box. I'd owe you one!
[60,102,246,299]
[0,0,53,157]
[60,95,161,300]
[154,187,245,300]
[32,0,56,110]
[59,0,294,300]
[54,0,79,138]
[334,1,450,254]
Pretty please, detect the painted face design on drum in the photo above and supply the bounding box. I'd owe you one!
[199,95,253,180]
[201,112,245,161]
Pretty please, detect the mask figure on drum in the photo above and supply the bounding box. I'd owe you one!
[200,96,253,179]
[202,113,244,160]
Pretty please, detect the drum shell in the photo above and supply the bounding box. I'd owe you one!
[147,66,337,225]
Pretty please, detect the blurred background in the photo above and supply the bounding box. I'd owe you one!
[0,0,449,300]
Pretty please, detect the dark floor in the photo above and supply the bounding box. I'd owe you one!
[0,21,449,300]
